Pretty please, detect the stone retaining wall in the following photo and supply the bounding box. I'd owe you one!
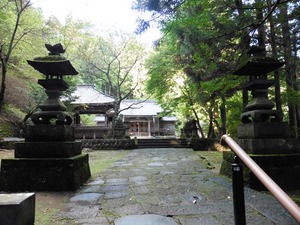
[81,139,136,150]
[189,138,217,151]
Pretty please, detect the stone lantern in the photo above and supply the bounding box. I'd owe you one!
[26,43,78,138]
[233,57,289,139]
[220,49,300,191]
[0,44,91,191]
[181,119,198,139]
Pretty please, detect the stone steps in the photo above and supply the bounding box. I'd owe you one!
[136,138,189,148]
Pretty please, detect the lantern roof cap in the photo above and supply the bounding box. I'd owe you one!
[233,57,284,76]
[27,43,78,76]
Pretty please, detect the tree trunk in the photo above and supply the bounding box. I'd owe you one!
[256,0,266,49]
[112,101,121,126]
[279,3,298,138]
[0,59,7,111]
[207,106,215,139]
[219,98,227,135]
[192,107,205,138]
[235,0,250,51]
[0,0,31,112]
[267,0,282,113]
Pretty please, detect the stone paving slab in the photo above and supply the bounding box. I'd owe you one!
[115,214,178,225]
[58,148,298,225]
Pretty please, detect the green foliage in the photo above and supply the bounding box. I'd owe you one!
[80,115,96,126]
[0,1,45,62]
[226,94,243,137]
[145,27,248,136]
[73,31,148,126]
[0,1,145,135]
[79,33,146,98]
[3,104,26,120]
[141,0,257,137]
[0,118,14,136]
[281,86,300,106]
[27,82,46,104]
[1,0,298,139]
[0,103,27,136]
[137,0,300,137]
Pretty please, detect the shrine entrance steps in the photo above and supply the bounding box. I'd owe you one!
[136,138,189,148]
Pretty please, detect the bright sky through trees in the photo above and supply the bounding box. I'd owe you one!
[31,0,160,45]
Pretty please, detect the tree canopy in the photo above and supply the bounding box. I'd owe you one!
[0,0,300,138]
[133,0,300,137]
[0,0,148,136]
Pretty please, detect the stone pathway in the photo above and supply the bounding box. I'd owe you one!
[59,148,298,225]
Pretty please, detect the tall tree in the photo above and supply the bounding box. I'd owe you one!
[140,0,251,136]
[80,32,147,124]
[267,0,282,113]
[0,0,32,110]
[279,1,299,137]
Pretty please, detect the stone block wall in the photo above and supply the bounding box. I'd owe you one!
[81,139,136,150]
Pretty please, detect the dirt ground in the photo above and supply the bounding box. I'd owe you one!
[0,149,69,224]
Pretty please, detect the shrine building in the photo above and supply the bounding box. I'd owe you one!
[70,84,177,138]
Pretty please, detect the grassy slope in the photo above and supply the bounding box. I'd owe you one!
[0,70,39,137]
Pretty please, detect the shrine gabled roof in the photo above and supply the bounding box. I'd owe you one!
[120,99,163,116]
[71,85,177,120]
[160,116,177,121]
[71,84,115,105]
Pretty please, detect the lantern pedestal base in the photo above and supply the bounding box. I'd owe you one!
[0,154,90,192]
[237,122,290,142]
[220,149,300,191]
[14,141,82,158]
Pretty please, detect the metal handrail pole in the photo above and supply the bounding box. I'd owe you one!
[232,156,246,225]
[221,134,300,224]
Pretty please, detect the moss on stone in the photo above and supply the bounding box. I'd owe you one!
[33,55,67,61]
